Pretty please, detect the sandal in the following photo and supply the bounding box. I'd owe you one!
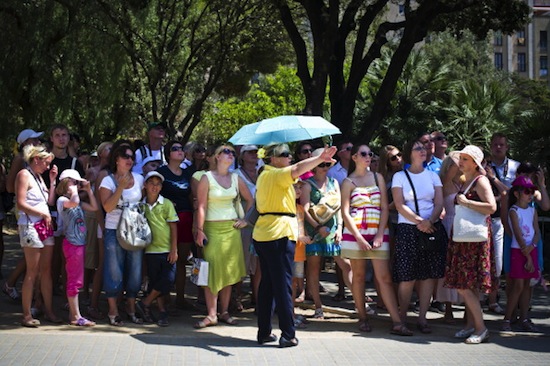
[219,311,238,325]
[313,308,324,319]
[127,313,143,324]
[194,315,218,329]
[21,317,41,328]
[416,322,432,334]
[501,320,512,331]
[71,317,96,327]
[521,319,538,331]
[358,319,372,332]
[108,315,124,326]
[390,324,413,336]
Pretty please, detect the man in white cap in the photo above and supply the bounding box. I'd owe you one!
[141,156,163,176]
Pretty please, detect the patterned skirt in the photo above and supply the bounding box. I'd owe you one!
[444,219,497,293]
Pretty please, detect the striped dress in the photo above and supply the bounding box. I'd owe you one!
[340,182,390,259]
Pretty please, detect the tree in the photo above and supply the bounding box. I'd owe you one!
[273,0,530,143]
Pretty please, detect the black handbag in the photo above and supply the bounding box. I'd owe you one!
[404,170,447,251]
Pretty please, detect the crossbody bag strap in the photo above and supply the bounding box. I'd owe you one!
[462,175,483,195]
[403,169,420,215]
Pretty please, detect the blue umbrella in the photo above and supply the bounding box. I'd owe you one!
[229,115,341,145]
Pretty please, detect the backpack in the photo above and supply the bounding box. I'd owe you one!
[110,174,152,251]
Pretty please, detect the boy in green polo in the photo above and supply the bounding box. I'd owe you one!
[136,171,179,326]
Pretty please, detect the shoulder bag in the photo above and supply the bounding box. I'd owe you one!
[307,177,341,225]
[404,170,447,251]
[452,176,488,242]
[110,174,152,251]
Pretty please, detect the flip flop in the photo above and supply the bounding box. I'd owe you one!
[71,317,96,327]
[358,320,372,332]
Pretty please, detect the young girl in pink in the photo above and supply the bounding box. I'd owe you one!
[56,169,98,326]
[502,176,540,331]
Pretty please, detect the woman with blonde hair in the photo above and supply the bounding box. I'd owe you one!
[194,144,253,328]
[15,144,60,327]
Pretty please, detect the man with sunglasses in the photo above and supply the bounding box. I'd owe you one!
[133,121,167,174]
[430,131,448,160]
[328,141,353,185]
[253,143,337,348]
[419,133,442,173]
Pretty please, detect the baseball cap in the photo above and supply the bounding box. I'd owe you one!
[142,156,163,167]
[147,122,167,131]
[144,171,164,183]
[17,129,44,145]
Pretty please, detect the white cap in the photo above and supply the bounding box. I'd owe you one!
[90,151,98,157]
[144,171,164,182]
[17,129,44,145]
[59,169,85,182]
[142,156,163,168]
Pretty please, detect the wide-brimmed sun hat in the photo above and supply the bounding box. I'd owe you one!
[449,145,485,174]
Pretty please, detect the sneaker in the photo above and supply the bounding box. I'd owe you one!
[157,311,169,327]
[365,304,376,315]
[430,301,445,313]
[135,301,155,323]
[2,282,20,301]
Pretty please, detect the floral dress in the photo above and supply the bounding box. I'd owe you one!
[305,177,340,257]
[444,183,497,293]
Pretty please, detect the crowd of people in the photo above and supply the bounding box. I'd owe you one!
[1,123,548,348]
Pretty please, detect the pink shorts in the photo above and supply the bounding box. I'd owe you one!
[509,247,539,279]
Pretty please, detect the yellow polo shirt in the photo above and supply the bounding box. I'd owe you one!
[253,165,298,242]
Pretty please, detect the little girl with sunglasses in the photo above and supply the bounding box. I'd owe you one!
[502,176,541,331]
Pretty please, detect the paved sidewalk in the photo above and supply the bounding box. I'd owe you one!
[1,229,549,365]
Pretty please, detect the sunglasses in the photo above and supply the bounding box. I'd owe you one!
[431,136,447,142]
[341,146,353,152]
[220,148,236,157]
[170,146,184,152]
[277,151,291,158]
[300,148,313,154]
[521,188,535,195]
[390,152,402,161]
[359,151,374,157]
[413,146,426,152]
[121,153,135,160]
[317,162,332,168]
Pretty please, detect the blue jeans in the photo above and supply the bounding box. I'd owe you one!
[103,229,143,298]
[254,237,295,340]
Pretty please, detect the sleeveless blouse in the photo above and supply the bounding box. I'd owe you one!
[205,171,238,221]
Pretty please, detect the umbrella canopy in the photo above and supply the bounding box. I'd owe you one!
[229,115,341,145]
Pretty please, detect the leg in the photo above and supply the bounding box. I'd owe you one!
[349,259,367,320]
[517,279,531,322]
[102,229,125,318]
[504,278,522,321]
[39,244,57,320]
[397,280,415,324]
[372,259,401,325]
[306,255,323,311]
[175,241,192,307]
[89,235,104,317]
[458,288,486,334]
[63,241,85,321]
[417,279,436,325]
[124,248,143,316]
[21,247,41,321]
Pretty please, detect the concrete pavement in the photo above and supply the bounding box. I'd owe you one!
[1,229,549,365]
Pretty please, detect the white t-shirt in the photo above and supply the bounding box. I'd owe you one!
[99,172,144,229]
[509,205,536,249]
[392,169,442,225]
[132,146,165,173]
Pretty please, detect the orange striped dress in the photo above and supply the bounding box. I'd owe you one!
[340,185,389,259]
